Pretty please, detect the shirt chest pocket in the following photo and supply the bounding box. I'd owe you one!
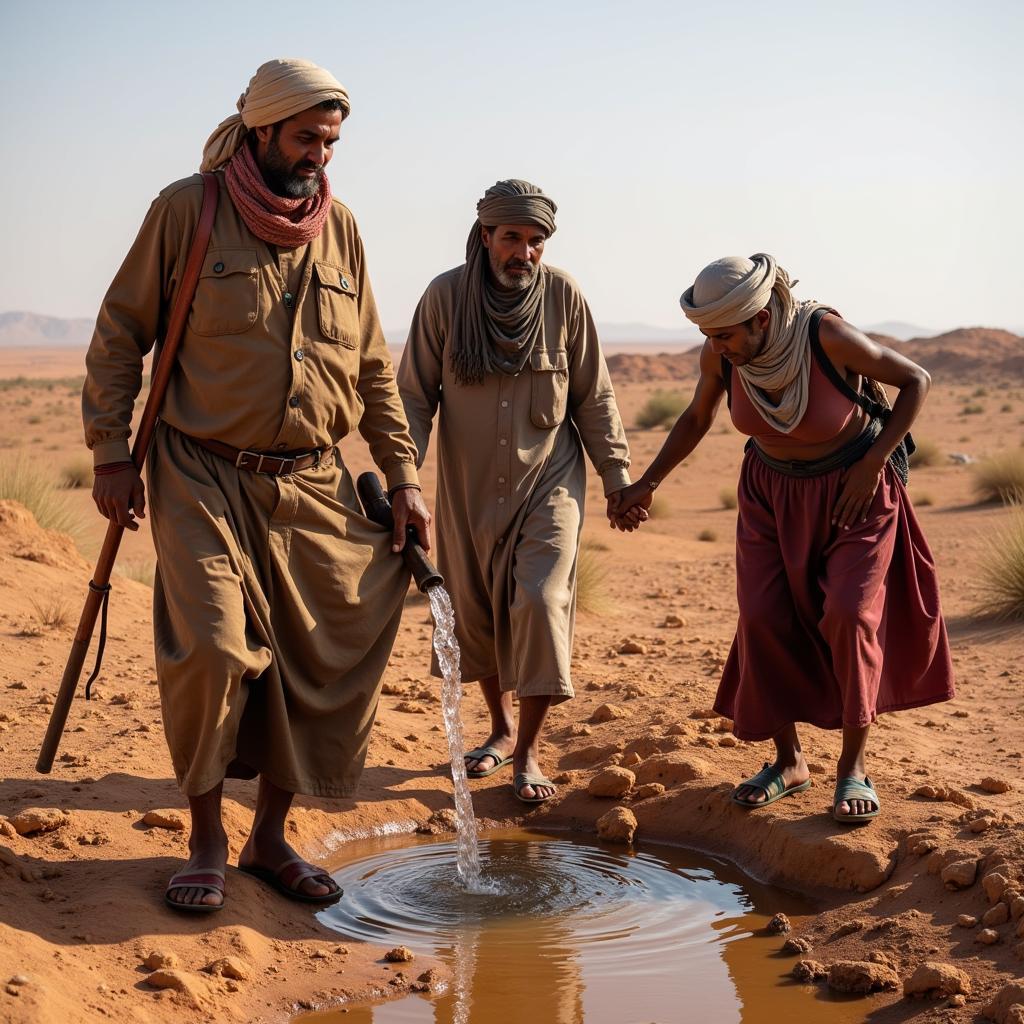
[187,249,259,337]
[530,348,569,428]
[313,261,360,349]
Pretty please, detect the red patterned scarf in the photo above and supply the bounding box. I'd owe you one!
[224,143,331,247]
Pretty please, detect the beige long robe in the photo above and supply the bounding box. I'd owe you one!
[397,265,629,701]
[83,171,419,796]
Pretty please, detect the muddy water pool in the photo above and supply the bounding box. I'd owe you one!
[295,829,877,1024]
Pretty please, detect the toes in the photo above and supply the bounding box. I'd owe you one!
[836,800,851,816]
[201,888,223,906]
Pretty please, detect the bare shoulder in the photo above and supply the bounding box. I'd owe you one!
[698,337,723,379]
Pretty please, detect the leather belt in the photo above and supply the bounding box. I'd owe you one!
[183,433,335,476]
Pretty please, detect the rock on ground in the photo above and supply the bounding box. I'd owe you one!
[903,961,972,999]
[588,766,635,798]
[596,806,637,844]
[827,960,900,994]
[384,947,415,963]
[142,809,186,831]
[984,983,1024,1024]
[792,960,827,982]
[9,808,68,836]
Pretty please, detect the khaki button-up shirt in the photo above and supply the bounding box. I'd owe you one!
[83,171,419,491]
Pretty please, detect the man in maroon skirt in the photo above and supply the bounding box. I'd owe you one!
[613,253,954,822]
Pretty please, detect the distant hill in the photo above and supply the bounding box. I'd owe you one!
[864,321,938,340]
[0,311,94,347]
[605,327,1024,384]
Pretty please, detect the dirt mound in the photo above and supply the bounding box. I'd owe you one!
[0,501,85,572]
[605,348,701,384]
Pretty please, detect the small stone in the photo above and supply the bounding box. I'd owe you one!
[621,751,643,767]
[664,722,689,736]
[970,816,996,833]
[1011,896,1024,922]
[767,913,791,935]
[983,983,1024,1024]
[384,947,415,963]
[957,914,978,928]
[792,959,827,982]
[949,993,966,1007]
[144,969,190,992]
[633,782,665,801]
[414,968,444,993]
[617,640,647,655]
[718,735,738,747]
[827,960,900,994]
[782,936,812,955]
[662,614,685,628]
[980,777,1012,794]
[588,767,635,798]
[835,919,866,937]
[569,722,592,737]
[903,961,972,999]
[984,903,1011,927]
[109,693,132,705]
[984,872,1011,904]
[591,703,629,723]
[596,806,637,844]
[976,928,1000,945]
[7,975,29,986]
[394,701,426,714]
[142,951,178,970]
[204,957,251,980]
[941,858,978,890]
[9,808,68,836]
[142,809,186,831]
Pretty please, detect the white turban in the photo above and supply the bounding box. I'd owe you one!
[201,58,351,172]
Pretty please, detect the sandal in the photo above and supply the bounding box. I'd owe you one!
[832,775,880,823]
[239,857,343,905]
[513,772,557,804]
[164,867,225,914]
[464,745,513,778]
[731,762,812,808]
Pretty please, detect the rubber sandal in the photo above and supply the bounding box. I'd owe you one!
[514,772,557,804]
[832,775,880,824]
[464,745,513,778]
[238,857,343,905]
[730,762,812,808]
[164,867,225,914]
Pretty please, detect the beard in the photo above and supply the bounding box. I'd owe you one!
[489,250,537,291]
[260,133,323,199]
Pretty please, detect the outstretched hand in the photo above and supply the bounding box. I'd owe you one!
[391,486,432,552]
[607,483,653,533]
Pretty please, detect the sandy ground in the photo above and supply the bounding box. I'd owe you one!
[1,345,1023,1022]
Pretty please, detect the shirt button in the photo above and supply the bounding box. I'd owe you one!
[288,396,300,408]
[340,277,351,291]
[498,497,505,504]
[499,438,508,446]
[501,400,509,408]
[284,291,294,307]
[213,261,224,274]
[498,476,505,484]
[294,350,304,361]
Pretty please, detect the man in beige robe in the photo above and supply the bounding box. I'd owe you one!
[398,179,631,802]
[83,59,430,911]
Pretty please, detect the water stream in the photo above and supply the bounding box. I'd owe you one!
[426,584,484,892]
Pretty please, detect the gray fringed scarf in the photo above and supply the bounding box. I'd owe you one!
[449,179,558,386]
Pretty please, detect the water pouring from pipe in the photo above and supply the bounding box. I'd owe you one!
[357,473,485,891]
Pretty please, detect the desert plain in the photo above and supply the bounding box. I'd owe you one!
[0,327,1023,1023]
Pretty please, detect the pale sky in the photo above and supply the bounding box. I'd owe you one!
[1,0,1021,333]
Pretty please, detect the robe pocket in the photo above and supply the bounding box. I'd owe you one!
[187,249,260,337]
[530,348,569,428]
[314,260,360,348]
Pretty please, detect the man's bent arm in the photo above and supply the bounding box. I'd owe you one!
[566,291,631,495]
[351,233,420,491]
[83,195,184,466]
[396,285,445,470]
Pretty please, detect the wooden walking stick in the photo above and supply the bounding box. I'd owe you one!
[36,172,219,773]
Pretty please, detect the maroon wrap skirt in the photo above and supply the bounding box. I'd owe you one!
[714,450,955,741]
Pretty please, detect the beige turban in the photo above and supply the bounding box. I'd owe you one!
[200,58,351,172]
[680,254,828,433]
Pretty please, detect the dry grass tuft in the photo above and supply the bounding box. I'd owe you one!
[914,492,935,508]
[0,455,85,541]
[29,596,72,629]
[975,506,1024,620]
[576,540,612,615]
[909,438,941,468]
[718,486,738,510]
[636,390,685,430]
[115,560,156,588]
[59,458,93,490]
[972,450,1024,505]
[697,528,718,542]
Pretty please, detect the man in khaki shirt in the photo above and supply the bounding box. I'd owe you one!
[398,179,631,802]
[83,59,430,912]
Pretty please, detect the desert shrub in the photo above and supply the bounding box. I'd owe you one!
[697,528,717,542]
[719,487,738,510]
[0,455,84,539]
[914,493,934,507]
[636,390,685,430]
[973,387,988,398]
[1001,404,1013,413]
[115,560,156,588]
[576,541,612,615]
[972,451,1024,505]
[961,404,985,416]
[29,596,72,628]
[975,506,1024,620]
[908,438,941,468]
[59,458,93,490]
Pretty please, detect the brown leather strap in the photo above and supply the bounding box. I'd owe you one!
[131,173,220,471]
[183,432,335,476]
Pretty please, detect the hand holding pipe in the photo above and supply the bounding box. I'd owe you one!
[356,473,442,593]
